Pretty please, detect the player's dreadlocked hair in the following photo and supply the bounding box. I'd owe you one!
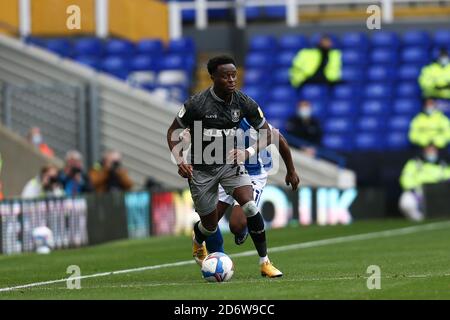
[207,55,236,75]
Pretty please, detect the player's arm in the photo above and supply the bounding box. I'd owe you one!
[167,118,193,179]
[272,128,300,191]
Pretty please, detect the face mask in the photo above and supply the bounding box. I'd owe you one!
[424,153,438,163]
[32,134,42,145]
[439,56,449,66]
[425,106,436,115]
[298,109,312,119]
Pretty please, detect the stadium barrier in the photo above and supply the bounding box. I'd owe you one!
[0,185,398,255]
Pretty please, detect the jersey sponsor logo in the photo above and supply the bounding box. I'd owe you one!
[178,106,186,118]
[205,114,218,119]
[231,109,240,122]
[203,128,237,137]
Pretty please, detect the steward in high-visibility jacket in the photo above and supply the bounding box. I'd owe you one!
[419,49,450,100]
[408,99,450,149]
[399,145,450,221]
[289,36,342,88]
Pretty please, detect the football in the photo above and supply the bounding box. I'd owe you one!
[201,252,234,282]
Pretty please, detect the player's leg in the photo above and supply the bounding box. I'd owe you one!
[221,165,282,277]
[229,204,248,245]
[205,200,231,253]
[189,169,221,265]
[229,173,267,245]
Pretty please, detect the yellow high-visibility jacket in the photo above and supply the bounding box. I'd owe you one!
[408,111,450,148]
[400,157,450,190]
[419,62,450,99]
[289,48,342,88]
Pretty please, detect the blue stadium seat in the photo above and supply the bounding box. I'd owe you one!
[278,35,308,51]
[401,47,429,64]
[324,117,354,133]
[25,36,46,47]
[361,99,390,116]
[323,134,353,151]
[398,64,422,81]
[136,39,164,56]
[167,37,195,54]
[357,116,385,131]
[364,83,392,99]
[370,48,399,65]
[45,38,72,57]
[385,131,410,150]
[245,7,262,20]
[264,6,286,19]
[311,100,327,119]
[341,66,365,82]
[300,84,329,101]
[241,86,266,105]
[74,55,100,69]
[249,35,277,52]
[355,133,383,150]
[101,56,129,79]
[105,39,135,57]
[264,102,295,119]
[396,82,421,98]
[158,54,185,71]
[130,55,154,71]
[388,116,413,131]
[371,31,400,48]
[272,68,290,85]
[402,30,431,48]
[275,51,297,67]
[327,100,355,117]
[340,32,369,50]
[267,86,297,103]
[367,65,397,82]
[245,52,273,69]
[392,99,422,115]
[73,38,103,57]
[342,49,366,66]
[333,84,362,100]
[266,117,286,130]
[244,69,268,86]
[434,29,450,47]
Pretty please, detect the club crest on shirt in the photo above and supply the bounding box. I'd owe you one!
[231,109,240,122]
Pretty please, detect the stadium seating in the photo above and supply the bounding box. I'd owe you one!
[25,36,196,101]
[244,29,447,151]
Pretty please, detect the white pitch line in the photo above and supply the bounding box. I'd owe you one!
[1,221,449,293]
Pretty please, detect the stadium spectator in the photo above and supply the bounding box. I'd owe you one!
[285,100,323,156]
[58,150,92,196]
[399,144,450,221]
[419,48,450,100]
[21,164,64,199]
[289,35,342,88]
[408,98,450,149]
[26,127,55,158]
[89,150,133,193]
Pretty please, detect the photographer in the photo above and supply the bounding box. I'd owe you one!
[89,150,133,193]
[22,164,65,199]
[58,150,92,196]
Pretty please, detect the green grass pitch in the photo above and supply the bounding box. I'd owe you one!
[0,219,449,299]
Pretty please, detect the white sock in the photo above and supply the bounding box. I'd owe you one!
[259,256,269,265]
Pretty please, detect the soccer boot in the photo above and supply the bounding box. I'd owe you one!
[260,261,283,278]
[192,231,207,266]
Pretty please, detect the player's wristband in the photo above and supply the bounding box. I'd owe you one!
[246,146,256,157]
